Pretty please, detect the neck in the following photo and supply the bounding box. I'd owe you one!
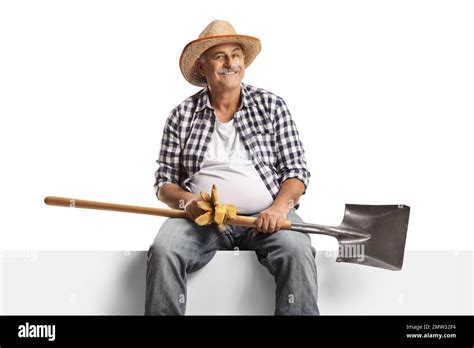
[208,85,241,122]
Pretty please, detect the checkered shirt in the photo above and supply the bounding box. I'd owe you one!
[154,83,310,205]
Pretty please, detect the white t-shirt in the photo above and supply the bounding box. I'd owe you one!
[188,117,274,214]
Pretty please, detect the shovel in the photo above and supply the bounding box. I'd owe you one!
[44,196,410,271]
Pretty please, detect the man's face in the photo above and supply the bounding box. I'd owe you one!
[197,43,246,92]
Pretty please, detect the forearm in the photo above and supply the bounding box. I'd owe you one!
[272,178,305,213]
[254,178,305,234]
[157,183,198,210]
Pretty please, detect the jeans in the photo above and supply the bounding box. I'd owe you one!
[145,210,319,315]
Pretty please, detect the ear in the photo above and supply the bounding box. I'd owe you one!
[195,58,205,76]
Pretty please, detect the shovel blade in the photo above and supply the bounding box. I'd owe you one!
[336,204,410,270]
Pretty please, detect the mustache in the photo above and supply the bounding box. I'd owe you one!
[217,66,241,74]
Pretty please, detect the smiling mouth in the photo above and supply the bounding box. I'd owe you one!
[219,71,238,75]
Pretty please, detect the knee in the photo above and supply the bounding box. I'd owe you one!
[148,218,189,261]
[272,231,315,263]
[148,238,172,261]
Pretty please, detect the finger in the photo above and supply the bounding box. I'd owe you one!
[190,208,201,220]
[190,200,205,215]
[185,210,195,221]
[262,216,270,233]
[188,205,202,220]
[186,207,198,221]
[268,218,277,234]
[255,215,263,232]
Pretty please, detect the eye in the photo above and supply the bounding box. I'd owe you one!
[214,54,225,60]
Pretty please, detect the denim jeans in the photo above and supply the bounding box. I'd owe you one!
[145,210,319,315]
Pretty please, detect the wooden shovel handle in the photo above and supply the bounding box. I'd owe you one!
[44,196,187,219]
[44,196,291,229]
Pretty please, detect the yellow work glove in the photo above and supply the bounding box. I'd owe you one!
[194,184,239,233]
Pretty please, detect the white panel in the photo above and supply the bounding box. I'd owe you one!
[1,250,472,315]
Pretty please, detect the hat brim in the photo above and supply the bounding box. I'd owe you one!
[180,35,261,87]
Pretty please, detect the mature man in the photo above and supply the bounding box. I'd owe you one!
[146,20,319,315]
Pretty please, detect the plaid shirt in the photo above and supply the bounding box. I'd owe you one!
[154,83,310,205]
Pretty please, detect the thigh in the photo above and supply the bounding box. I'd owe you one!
[153,217,229,250]
[250,211,315,271]
[149,217,232,273]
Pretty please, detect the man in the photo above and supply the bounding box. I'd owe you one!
[146,20,319,315]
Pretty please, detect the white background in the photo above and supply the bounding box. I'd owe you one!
[0,0,473,253]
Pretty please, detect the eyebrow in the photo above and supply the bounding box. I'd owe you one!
[211,47,243,55]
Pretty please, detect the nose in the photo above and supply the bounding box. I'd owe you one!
[223,54,233,68]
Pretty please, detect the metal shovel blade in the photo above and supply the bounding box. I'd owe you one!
[290,204,410,271]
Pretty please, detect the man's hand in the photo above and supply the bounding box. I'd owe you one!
[183,196,205,221]
[158,184,204,221]
[251,178,305,237]
[252,202,291,236]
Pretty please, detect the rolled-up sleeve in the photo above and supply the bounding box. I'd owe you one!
[154,109,182,197]
[274,100,311,193]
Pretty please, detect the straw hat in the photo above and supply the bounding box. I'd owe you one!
[179,20,262,87]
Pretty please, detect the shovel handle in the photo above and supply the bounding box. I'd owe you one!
[44,196,187,219]
[44,196,290,229]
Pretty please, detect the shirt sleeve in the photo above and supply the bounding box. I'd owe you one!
[274,99,311,194]
[153,108,182,197]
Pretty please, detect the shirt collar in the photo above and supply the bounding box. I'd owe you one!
[239,83,256,109]
[195,83,255,113]
[195,87,213,113]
